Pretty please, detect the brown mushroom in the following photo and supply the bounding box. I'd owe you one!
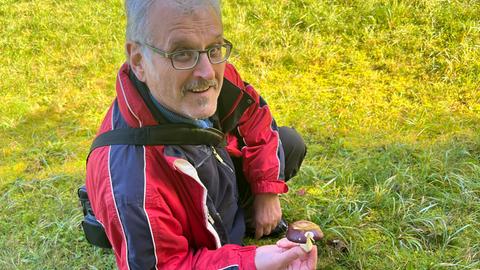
[286,220,324,252]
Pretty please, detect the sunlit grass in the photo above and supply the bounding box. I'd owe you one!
[1,0,479,269]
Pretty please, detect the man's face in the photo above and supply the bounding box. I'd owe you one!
[135,2,225,120]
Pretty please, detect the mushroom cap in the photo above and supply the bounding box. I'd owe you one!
[286,220,324,243]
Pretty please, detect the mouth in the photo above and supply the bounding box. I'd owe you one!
[188,86,213,94]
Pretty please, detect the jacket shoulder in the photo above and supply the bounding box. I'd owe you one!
[224,63,245,90]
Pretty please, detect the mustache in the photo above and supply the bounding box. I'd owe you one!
[182,79,218,93]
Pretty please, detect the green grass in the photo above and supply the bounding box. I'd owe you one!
[1,0,479,269]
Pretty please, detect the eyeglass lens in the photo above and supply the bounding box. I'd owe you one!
[171,44,231,70]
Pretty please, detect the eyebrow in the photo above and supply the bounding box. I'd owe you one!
[168,34,224,50]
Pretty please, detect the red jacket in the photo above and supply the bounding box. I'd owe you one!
[86,63,288,269]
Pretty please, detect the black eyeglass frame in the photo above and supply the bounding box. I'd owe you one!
[142,39,233,70]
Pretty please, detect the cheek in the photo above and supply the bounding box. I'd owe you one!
[147,65,183,99]
[215,69,225,90]
[144,61,160,86]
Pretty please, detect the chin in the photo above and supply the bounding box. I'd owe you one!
[186,99,217,120]
[185,106,216,120]
[191,111,215,120]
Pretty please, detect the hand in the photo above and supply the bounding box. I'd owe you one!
[253,193,282,239]
[255,238,318,270]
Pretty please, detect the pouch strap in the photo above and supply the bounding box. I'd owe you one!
[88,124,225,160]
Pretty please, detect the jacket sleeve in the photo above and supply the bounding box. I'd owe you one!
[225,64,288,195]
[86,146,257,270]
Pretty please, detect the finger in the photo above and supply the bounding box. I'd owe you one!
[306,245,318,267]
[264,224,273,236]
[269,222,278,235]
[255,226,264,239]
[284,246,318,270]
[276,238,300,248]
[295,246,318,270]
[277,246,304,266]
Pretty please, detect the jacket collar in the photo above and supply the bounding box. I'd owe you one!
[115,63,158,128]
[115,62,252,132]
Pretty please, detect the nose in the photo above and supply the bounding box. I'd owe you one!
[193,53,215,80]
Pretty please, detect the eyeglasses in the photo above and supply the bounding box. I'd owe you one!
[142,39,233,70]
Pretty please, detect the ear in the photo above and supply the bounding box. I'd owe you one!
[126,42,147,82]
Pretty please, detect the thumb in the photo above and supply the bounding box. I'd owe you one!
[277,238,301,249]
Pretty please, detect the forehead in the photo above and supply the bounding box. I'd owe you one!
[147,1,223,48]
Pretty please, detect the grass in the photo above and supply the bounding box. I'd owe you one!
[0,0,479,269]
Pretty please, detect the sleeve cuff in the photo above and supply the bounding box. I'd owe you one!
[251,180,288,194]
[237,245,257,270]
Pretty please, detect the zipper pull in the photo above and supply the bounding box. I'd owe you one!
[211,146,234,173]
[211,146,224,163]
[207,213,215,225]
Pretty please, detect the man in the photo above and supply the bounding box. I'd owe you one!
[85,0,317,269]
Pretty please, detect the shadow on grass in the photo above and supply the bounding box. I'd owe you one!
[1,105,95,181]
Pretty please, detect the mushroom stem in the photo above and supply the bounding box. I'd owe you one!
[300,231,314,252]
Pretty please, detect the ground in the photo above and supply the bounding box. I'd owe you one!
[0,0,479,269]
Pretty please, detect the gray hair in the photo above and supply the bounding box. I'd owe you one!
[125,0,222,44]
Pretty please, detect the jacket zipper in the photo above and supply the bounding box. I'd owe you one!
[207,213,215,225]
[206,193,230,244]
[211,146,234,173]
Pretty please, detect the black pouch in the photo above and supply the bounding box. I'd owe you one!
[78,186,112,249]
